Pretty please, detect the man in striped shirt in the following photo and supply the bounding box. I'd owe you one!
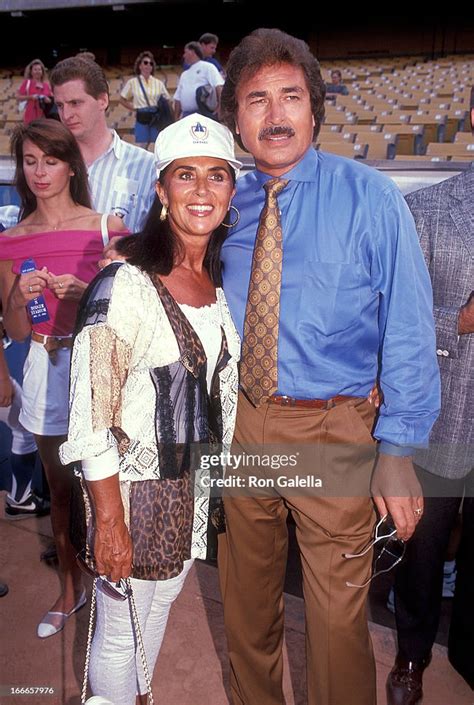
[51,57,156,234]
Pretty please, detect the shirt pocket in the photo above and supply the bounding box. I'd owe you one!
[110,178,139,221]
[298,261,362,337]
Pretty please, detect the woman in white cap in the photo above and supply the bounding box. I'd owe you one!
[60,114,242,705]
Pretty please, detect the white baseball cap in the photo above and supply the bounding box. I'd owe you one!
[154,113,242,179]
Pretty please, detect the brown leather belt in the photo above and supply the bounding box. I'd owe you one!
[268,394,357,409]
[31,331,73,362]
[31,331,73,347]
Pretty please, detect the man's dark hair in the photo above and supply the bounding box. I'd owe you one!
[50,57,109,102]
[116,165,236,285]
[220,28,326,150]
[11,119,91,220]
[185,42,204,61]
[199,33,219,46]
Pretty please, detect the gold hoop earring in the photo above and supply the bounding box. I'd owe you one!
[160,204,168,222]
[221,205,240,229]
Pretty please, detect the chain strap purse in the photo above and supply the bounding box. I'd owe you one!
[82,579,155,705]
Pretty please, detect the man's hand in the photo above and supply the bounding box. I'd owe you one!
[99,235,126,270]
[458,292,474,335]
[371,454,423,541]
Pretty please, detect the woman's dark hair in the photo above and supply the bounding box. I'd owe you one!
[134,51,156,75]
[220,28,326,150]
[116,166,235,286]
[11,119,91,220]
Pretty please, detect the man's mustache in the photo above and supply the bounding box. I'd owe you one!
[258,126,295,140]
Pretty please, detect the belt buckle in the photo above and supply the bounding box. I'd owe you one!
[279,395,294,407]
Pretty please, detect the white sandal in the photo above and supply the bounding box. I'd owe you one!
[37,589,87,638]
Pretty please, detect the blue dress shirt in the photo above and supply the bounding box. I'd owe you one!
[221,147,440,455]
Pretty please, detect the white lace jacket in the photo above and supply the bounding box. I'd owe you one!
[59,263,240,482]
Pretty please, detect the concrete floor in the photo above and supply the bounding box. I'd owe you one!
[0,496,472,705]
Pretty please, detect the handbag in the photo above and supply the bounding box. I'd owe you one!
[136,77,160,126]
[81,580,155,705]
[39,96,60,120]
[18,80,30,113]
[196,83,218,118]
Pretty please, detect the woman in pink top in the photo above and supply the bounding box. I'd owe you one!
[0,119,127,639]
[17,59,54,124]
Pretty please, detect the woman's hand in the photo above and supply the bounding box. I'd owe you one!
[11,267,49,309]
[48,273,88,301]
[94,518,133,583]
[86,474,133,582]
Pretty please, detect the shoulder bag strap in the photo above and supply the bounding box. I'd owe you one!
[100,213,109,246]
[81,580,155,705]
[137,76,151,107]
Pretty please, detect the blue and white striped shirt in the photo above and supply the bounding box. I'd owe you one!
[88,130,156,234]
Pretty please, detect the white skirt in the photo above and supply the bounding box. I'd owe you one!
[20,340,71,436]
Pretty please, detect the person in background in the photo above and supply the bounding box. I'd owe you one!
[174,42,224,120]
[119,50,171,150]
[51,57,156,234]
[0,205,46,519]
[183,33,225,77]
[218,27,439,705]
[0,317,46,518]
[75,51,96,62]
[325,69,349,96]
[17,59,53,124]
[0,119,127,639]
[59,114,241,705]
[386,141,474,703]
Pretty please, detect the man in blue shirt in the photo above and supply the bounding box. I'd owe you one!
[218,28,440,705]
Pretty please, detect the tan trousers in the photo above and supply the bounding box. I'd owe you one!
[219,391,377,705]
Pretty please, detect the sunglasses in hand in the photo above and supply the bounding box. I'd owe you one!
[76,551,132,601]
[343,514,406,589]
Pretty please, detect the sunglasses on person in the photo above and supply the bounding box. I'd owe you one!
[343,514,406,589]
[76,550,131,601]
[141,59,153,65]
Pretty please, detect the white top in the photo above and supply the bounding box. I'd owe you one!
[120,75,170,110]
[87,130,156,234]
[174,61,224,113]
[60,263,240,484]
[178,301,221,393]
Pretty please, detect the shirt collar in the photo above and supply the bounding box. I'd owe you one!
[90,130,122,168]
[254,146,318,188]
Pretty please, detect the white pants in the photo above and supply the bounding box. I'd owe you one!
[0,377,37,455]
[89,559,194,705]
